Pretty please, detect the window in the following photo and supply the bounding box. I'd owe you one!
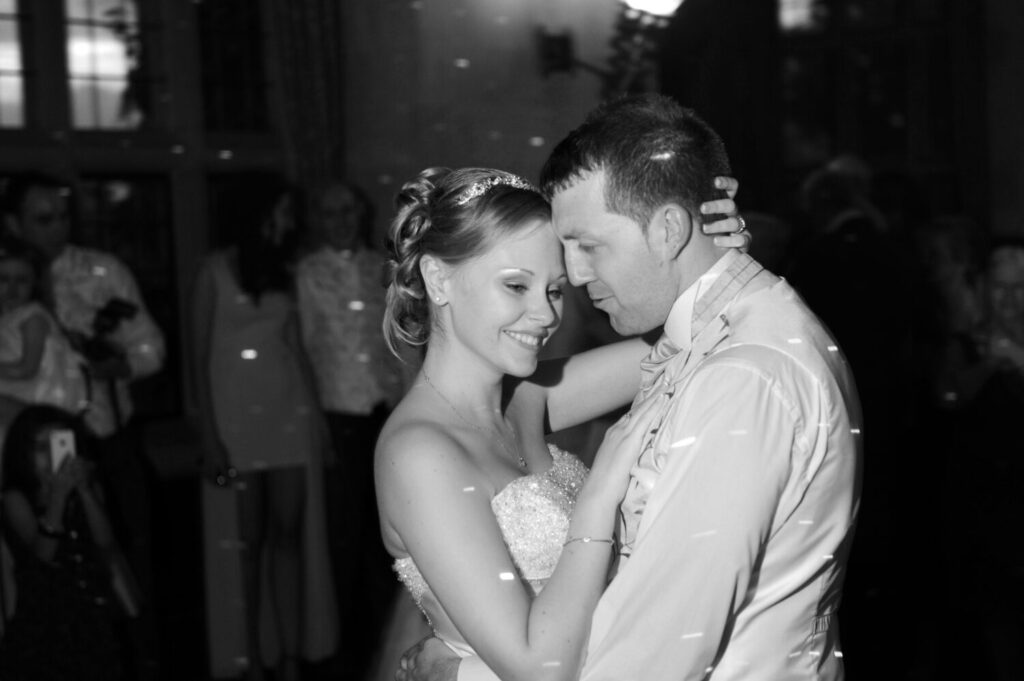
[64,0,148,129]
[0,0,24,127]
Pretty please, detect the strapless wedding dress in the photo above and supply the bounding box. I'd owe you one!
[393,444,587,656]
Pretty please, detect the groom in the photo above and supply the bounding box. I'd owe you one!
[404,95,862,680]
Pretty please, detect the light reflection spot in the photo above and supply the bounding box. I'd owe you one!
[462,486,476,493]
[529,136,545,147]
[850,428,861,435]
[822,554,834,560]
[671,436,697,448]
[798,519,814,525]
[788,652,801,658]
[728,429,747,435]
[680,632,704,640]
[834,651,844,658]
[827,345,839,352]
[787,337,803,344]
[498,572,515,581]
[691,529,717,539]
[219,149,233,160]
[91,265,108,276]
[651,151,674,161]
[348,300,366,311]
[453,58,471,69]
[356,353,371,363]
[541,661,561,668]
[241,349,258,359]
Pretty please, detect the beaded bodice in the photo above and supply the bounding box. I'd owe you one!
[394,444,587,607]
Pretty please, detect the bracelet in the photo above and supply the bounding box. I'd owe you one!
[563,536,615,548]
[38,519,67,539]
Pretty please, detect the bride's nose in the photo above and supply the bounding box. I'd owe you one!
[527,295,558,328]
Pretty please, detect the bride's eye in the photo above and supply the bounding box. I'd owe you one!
[505,282,528,294]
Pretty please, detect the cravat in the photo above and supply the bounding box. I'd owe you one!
[638,333,681,395]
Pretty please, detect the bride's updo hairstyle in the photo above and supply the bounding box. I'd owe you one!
[384,167,550,357]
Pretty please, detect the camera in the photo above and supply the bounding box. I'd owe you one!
[67,297,138,363]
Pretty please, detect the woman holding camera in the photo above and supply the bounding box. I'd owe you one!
[0,405,131,681]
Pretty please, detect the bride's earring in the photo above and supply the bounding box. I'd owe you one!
[420,255,449,307]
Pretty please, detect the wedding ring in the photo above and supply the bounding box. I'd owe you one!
[736,214,747,234]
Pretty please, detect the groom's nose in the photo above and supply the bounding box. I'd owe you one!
[564,248,594,286]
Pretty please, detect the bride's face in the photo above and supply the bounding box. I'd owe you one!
[442,219,566,377]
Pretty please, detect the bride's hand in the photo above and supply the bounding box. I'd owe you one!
[701,176,751,251]
[587,395,666,503]
[397,635,459,681]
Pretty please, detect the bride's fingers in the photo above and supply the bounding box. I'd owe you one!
[701,198,737,218]
[713,175,739,199]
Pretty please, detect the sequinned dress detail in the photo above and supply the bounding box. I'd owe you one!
[393,445,587,656]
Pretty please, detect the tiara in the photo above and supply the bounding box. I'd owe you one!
[453,174,538,206]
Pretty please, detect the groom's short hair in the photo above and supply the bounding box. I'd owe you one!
[539,94,732,230]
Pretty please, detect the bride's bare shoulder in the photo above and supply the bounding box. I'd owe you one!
[376,399,472,480]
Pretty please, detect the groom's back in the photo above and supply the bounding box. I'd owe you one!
[709,277,861,679]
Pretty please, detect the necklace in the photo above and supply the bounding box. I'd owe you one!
[421,370,527,470]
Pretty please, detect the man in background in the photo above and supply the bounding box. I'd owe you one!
[296,179,405,678]
[3,171,166,680]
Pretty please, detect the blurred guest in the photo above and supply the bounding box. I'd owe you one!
[2,172,164,679]
[0,405,139,681]
[785,154,916,678]
[985,243,1024,371]
[0,236,87,414]
[935,239,1024,680]
[295,179,404,676]
[191,174,335,681]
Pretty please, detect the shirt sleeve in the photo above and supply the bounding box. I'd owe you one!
[106,258,166,379]
[582,359,799,680]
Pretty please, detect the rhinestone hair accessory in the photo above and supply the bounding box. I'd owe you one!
[453,174,539,206]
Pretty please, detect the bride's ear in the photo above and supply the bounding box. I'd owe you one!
[419,254,450,306]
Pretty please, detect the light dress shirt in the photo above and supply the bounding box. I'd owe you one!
[295,246,403,414]
[458,249,862,681]
[51,245,166,437]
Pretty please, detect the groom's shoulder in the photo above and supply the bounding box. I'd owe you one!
[717,282,850,384]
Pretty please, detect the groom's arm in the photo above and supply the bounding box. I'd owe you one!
[581,362,794,679]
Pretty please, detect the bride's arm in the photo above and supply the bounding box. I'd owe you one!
[533,336,651,433]
[378,405,655,681]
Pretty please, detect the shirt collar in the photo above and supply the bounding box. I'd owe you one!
[663,249,741,350]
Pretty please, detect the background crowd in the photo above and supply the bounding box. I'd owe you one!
[0,148,1019,681]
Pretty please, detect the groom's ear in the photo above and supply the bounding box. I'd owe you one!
[650,203,694,260]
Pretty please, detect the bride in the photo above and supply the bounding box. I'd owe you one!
[375,167,741,680]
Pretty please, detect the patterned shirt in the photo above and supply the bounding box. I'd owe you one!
[51,245,166,437]
[295,246,403,414]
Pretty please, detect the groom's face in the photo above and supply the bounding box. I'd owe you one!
[551,170,677,336]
